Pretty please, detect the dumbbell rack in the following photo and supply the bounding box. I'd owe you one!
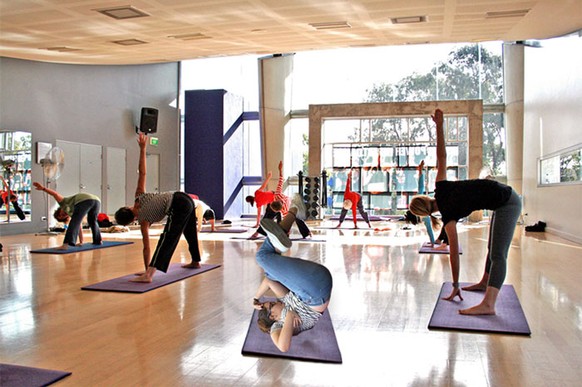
[297,171,327,220]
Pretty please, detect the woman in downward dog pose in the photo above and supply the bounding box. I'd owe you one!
[408,109,521,315]
[252,207,333,352]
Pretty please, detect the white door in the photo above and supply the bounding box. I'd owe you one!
[80,143,102,196]
[56,140,102,198]
[56,141,80,196]
[146,153,160,194]
[106,147,126,214]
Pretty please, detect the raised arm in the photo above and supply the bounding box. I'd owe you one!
[432,109,446,182]
[258,171,273,191]
[33,182,64,203]
[345,170,352,194]
[135,133,148,197]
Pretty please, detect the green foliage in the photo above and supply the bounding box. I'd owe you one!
[361,44,506,175]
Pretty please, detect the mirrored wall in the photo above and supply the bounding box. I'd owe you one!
[0,131,32,223]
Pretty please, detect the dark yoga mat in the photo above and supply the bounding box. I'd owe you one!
[242,304,342,363]
[428,282,531,335]
[0,363,71,387]
[81,263,220,293]
[418,242,463,254]
[30,240,133,254]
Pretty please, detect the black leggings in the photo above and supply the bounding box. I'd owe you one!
[149,192,201,272]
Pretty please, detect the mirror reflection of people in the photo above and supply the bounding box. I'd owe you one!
[32,182,102,249]
[114,133,201,283]
[335,169,371,229]
[1,176,26,221]
[252,207,333,352]
[408,109,521,315]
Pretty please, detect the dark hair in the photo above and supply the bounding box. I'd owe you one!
[245,195,255,206]
[203,209,215,220]
[404,210,420,225]
[257,307,276,333]
[269,200,283,212]
[53,208,70,223]
[114,207,135,226]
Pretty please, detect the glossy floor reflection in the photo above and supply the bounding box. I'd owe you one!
[1,220,581,386]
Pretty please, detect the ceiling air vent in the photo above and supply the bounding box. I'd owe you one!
[112,39,148,46]
[95,5,150,20]
[391,16,427,24]
[309,21,351,30]
[486,9,530,19]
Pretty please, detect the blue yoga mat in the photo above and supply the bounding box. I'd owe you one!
[242,300,342,363]
[81,263,221,293]
[0,363,71,387]
[30,240,133,254]
[428,282,531,335]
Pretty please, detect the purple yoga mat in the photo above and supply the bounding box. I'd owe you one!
[242,302,342,363]
[81,263,220,293]
[0,363,71,387]
[428,282,531,335]
[30,240,133,254]
[418,242,463,254]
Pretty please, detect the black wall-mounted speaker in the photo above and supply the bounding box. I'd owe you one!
[139,107,158,134]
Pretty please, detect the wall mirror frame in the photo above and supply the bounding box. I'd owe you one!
[0,130,32,223]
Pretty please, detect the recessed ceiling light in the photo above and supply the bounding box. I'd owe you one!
[309,21,351,30]
[112,39,148,46]
[391,16,427,24]
[95,5,150,20]
[168,33,211,41]
[43,46,81,52]
[486,9,530,19]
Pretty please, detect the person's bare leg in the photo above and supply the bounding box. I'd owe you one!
[131,266,156,283]
[459,286,499,315]
[462,272,489,291]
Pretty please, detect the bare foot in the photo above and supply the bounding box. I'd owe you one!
[462,282,487,291]
[56,245,69,250]
[182,262,201,269]
[459,303,495,315]
[130,274,152,283]
[435,243,449,251]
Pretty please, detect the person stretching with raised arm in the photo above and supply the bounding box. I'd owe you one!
[408,109,521,315]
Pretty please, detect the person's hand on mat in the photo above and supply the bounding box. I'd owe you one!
[252,298,262,310]
[56,244,69,250]
[442,287,463,302]
[435,243,449,250]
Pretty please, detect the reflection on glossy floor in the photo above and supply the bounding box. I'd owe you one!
[1,220,582,386]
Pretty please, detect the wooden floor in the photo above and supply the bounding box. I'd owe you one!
[1,218,581,387]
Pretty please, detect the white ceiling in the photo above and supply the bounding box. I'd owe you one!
[1,0,581,65]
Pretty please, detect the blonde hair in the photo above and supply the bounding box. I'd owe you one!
[409,195,440,229]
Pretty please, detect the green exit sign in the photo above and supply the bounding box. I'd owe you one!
[149,137,159,146]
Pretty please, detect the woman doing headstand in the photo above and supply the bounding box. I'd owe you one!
[252,207,333,352]
[408,109,521,315]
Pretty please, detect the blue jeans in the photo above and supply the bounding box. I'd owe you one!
[63,199,102,246]
[484,189,522,289]
[256,239,333,306]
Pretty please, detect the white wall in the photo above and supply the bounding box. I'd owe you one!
[522,34,582,243]
[0,57,180,236]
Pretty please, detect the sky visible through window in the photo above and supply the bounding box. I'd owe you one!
[181,42,502,110]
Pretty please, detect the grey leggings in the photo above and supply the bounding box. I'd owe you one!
[484,190,521,289]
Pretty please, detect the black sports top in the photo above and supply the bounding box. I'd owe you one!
[434,179,512,225]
